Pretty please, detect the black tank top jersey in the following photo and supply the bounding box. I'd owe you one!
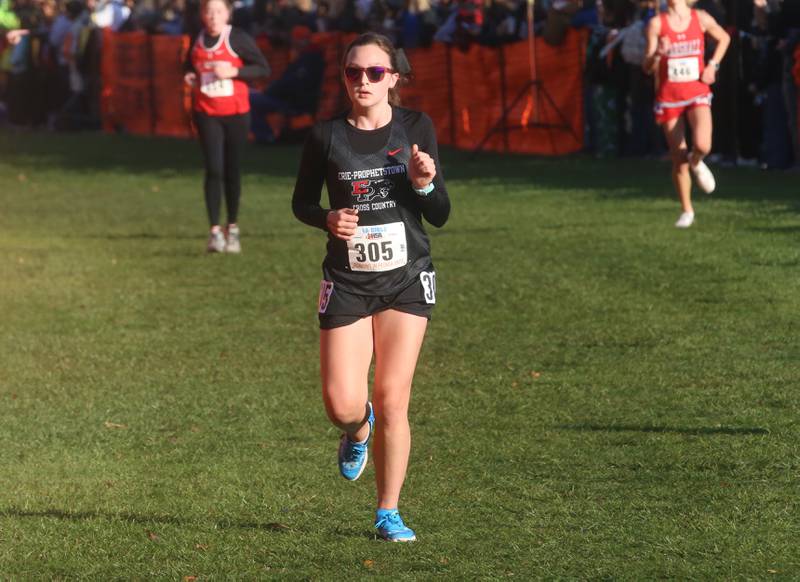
[292,107,451,296]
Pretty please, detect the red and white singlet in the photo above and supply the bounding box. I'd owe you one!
[655,9,712,122]
[190,25,250,116]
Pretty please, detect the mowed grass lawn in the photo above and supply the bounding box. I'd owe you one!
[1,129,798,579]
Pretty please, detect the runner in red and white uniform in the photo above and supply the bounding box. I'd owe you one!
[644,0,729,228]
[184,0,269,253]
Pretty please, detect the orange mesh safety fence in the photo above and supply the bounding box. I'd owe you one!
[101,29,586,154]
[794,44,800,85]
[402,42,453,145]
[151,34,192,137]
[432,30,584,154]
[449,42,505,150]
[253,34,282,91]
[401,30,585,153]
[315,32,353,120]
[498,31,585,154]
[101,29,153,135]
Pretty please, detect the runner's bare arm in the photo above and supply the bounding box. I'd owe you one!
[697,10,730,85]
[643,16,662,75]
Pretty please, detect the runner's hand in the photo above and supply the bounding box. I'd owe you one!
[6,29,28,45]
[701,66,716,85]
[184,72,197,87]
[408,144,436,190]
[327,208,359,241]
[212,62,239,79]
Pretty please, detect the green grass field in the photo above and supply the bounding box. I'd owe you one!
[1,129,799,579]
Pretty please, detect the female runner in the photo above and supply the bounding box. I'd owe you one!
[292,33,450,542]
[644,0,729,228]
[184,0,269,252]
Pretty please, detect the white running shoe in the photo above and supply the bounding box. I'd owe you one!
[675,211,695,229]
[207,229,226,253]
[691,159,716,194]
[225,225,241,254]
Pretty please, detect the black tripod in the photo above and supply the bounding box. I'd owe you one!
[473,0,579,154]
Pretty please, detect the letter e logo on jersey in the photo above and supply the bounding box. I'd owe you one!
[351,178,395,203]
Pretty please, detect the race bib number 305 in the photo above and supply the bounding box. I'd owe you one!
[347,222,407,272]
[667,57,700,83]
[200,71,234,97]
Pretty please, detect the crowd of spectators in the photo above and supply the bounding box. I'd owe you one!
[0,0,798,167]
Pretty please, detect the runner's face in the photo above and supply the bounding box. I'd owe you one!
[667,0,688,10]
[343,44,399,111]
[203,0,230,36]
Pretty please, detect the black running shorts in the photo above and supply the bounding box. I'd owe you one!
[317,271,437,330]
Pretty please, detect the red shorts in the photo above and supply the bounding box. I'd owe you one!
[654,93,713,125]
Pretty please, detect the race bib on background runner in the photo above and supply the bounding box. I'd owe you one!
[200,71,234,97]
[667,57,700,83]
[347,222,407,272]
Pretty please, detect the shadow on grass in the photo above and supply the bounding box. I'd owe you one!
[3,129,799,207]
[557,423,769,436]
[81,233,202,241]
[0,130,301,180]
[434,226,511,236]
[0,128,659,194]
[327,526,380,541]
[0,507,292,533]
[79,229,303,240]
[750,226,800,235]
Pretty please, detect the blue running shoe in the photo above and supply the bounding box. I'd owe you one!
[375,509,416,542]
[338,402,374,481]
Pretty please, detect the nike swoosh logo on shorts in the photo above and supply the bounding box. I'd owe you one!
[388,147,402,156]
